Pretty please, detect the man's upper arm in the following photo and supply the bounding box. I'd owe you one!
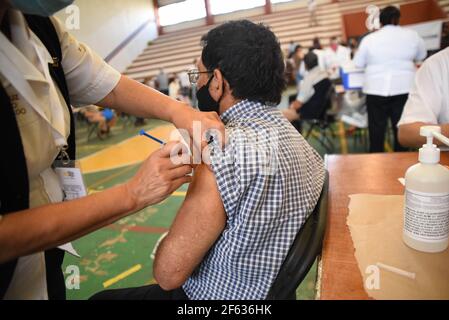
[153,164,226,290]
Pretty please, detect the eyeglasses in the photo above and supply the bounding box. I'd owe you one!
[187,68,212,85]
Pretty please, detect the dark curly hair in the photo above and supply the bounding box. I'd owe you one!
[200,20,286,105]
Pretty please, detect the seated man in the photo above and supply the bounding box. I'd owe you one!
[92,20,325,300]
[80,105,116,138]
[283,52,332,128]
[398,47,449,148]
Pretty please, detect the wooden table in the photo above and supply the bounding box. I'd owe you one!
[317,152,449,300]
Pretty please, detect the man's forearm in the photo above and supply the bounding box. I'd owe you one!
[0,184,136,263]
[398,122,449,148]
[98,75,188,123]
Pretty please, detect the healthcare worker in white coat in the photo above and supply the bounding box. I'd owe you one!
[0,0,224,300]
[398,47,449,148]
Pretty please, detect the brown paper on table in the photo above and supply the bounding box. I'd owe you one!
[347,194,449,300]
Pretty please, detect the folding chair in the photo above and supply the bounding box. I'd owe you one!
[266,171,329,300]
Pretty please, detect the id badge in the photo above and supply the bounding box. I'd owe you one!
[54,160,87,201]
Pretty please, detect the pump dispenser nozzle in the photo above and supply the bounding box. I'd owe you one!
[419,126,441,164]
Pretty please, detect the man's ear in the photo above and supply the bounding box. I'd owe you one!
[210,69,225,100]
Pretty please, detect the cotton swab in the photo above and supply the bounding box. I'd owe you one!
[376,262,416,280]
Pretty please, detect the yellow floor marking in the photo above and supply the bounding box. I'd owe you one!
[338,121,348,154]
[103,264,142,288]
[80,125,176,174]
[385,141,393,153]
[145,278,157,285]
[87,188,101,195]
[172,191,187,197]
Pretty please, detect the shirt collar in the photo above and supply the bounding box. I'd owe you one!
[220,99,267,125]
[0,10,52,82]
[382,24,399,29]
[308,66,321,74]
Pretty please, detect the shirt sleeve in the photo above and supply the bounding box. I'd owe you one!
[297,76,315,104]
[342,46,351,63]
[415,34,427,62]
[353,38,368,69]
[50,17,121,107]
[209,129,242,219]
[397,57,443,126]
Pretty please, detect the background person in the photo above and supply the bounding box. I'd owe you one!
[354,5,427,153]
[324,36,351,82]
[398,47,449,148]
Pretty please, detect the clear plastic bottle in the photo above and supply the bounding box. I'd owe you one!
[403,126,449,253]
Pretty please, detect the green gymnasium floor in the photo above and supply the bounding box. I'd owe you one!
[63,111,380,300]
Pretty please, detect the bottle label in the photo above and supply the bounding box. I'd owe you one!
[404,189,449,242]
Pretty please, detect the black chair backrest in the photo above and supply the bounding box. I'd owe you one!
[266,171,329,300]
[300,79,333,120]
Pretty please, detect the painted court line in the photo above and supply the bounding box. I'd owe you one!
[103,264,142,288]
[80,125,175,174]
[338,121,348,154]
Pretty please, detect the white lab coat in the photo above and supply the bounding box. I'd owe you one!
[354,25,427,97]
[324,45,351,80]
[398,47,449,127]
[0,10,121,299]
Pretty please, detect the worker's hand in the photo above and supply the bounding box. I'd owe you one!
[171,106,225,151]
[125,141,193,211]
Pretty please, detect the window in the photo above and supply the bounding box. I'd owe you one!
[159,0,206,26]
[209,0,265,15]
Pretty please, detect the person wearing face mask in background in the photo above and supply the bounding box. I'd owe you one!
[323,36,351,82]
[0,0,224,300]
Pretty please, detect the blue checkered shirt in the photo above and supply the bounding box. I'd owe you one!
[183,100,325,299]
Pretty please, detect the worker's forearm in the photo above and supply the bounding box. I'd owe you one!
[290,100,302,111]
[98,75,188,123]
[0,183,136,263]
[398,122,449,148]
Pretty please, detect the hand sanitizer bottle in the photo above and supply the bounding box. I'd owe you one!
[403,126,449,253]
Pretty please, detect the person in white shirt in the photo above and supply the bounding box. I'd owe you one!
[288,40,297,56]
[177,70,191,101]
[0,0,224,300]
[156,68,169,95]
[168,75,180,100]
[354,6,427,153]
[324,36,351,81]
[308,0,318,27]
[398,47,449,148]
[299,37,326,77]
[311,37,326,69]
[283,51,331,124]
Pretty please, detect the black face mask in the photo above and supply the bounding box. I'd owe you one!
[196,76,221,113]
